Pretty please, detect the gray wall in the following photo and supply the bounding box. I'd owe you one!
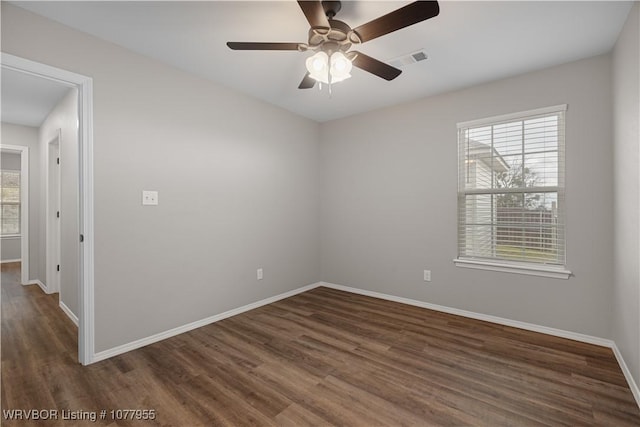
[321,54,613,338]
[39,88,79,315]
[1,123,40,277]
[1,152,21,262]
[613,2,640,388]
[1,152,21,169]
[2,3,321,352]
[1,236,21,262]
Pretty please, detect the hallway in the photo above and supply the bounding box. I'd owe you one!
[1,262,78,412]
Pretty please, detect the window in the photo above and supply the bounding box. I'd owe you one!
[454,105,571,279]
[1,170,21,235]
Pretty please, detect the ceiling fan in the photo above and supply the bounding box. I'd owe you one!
[227,1,440,91]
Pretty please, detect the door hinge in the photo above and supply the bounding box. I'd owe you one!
[56,211,60,218]
[79,234,84,243]
[57,264,60,272]
[57,157,60,165]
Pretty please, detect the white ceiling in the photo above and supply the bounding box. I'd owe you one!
[11,1,633,122]
[1,67,72,127]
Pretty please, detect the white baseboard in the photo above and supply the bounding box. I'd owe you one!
[320,281,639,409]
[59,300,79,326]
[1,258,21,264]
[320,282,612,346]
[88,278,640,410]
[27,279,47,294]
[92,282,322,363]
[612,342,640,407]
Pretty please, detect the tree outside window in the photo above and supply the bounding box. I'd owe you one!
[458,107,565,267]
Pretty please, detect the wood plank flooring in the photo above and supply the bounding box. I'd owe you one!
[2,261,639,426]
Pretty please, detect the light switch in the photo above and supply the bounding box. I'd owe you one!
[142,190,158,206]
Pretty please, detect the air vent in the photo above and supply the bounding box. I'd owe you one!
[388,49,429,69]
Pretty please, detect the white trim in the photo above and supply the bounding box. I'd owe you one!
[0,144,29,285]
[457,104,568,129]
[1,258,21,264]
[612,343,640,407]
[453,258,572,280]
[79,74,95,367]
[1,234,21,239]
[321,281,639,409]
[88,278,640,410]
[92,282,321,363]
[2,53,95,366]
[320,282,611,346]
[456,106,568,273]
[46,132,61,294]
[91,278,609,358]
[27,279,47,294]
[19,147,28,286]
[59,301,79,326]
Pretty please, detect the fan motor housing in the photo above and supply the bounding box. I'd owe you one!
[307,0,361,52]
[308,19,353,50]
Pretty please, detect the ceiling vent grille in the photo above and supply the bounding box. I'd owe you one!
[388,49,428,69]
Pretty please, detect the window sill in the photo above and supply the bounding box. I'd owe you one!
[1,234,21,240]
[453,258,572,280]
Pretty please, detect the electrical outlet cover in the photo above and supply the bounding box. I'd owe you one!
[142,190,158,206]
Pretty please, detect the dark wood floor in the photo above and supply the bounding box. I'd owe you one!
[2,261,639,426]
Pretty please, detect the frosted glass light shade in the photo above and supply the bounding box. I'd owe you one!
[306,51,329,82]
[305,51,352,84]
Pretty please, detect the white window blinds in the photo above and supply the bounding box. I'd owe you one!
[1,170,21,235]
[457,105,566,268]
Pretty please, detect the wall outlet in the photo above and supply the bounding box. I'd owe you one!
[423,269,431,282]
[142,190,158,206]
[257,268,263,280]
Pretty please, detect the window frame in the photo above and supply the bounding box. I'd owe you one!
[1,169,21,236]
[453,104,572,279]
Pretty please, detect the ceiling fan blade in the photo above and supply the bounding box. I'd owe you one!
[352,1,440,43]
[297,1,330,29]
[226,42,302,51]
[298,72,317,89]
[351,51,402,81]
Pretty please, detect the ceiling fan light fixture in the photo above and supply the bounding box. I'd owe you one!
[305,50,352,85]
[228,1,440,90]
[306,51,328,80]
[330,51,352,81]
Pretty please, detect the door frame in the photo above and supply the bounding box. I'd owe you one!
[1,52,95,366]
[0,144,29,286]
[46,132,61,294]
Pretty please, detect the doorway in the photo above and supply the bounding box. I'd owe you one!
[1,53,95,365]
[0,145,29,286]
